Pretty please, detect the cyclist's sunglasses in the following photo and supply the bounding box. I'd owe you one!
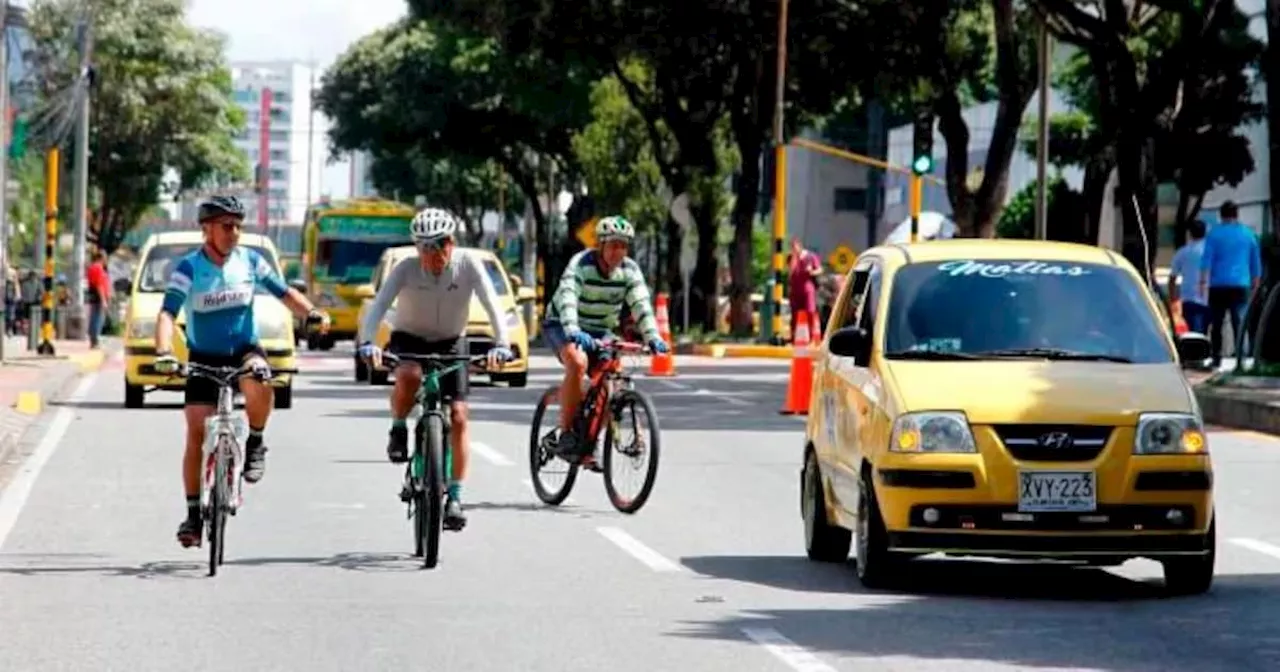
[204,217,242,233]
[416,239,449,252]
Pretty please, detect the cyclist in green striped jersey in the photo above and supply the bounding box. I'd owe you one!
[543,216,669,469]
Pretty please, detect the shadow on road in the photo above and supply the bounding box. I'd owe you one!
[672,554,1280,670]
[52,399,185,411]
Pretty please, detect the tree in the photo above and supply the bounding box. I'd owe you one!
[365,148,518,244]
[1034,0,1260,269]
[569,61,669,267]
[1019,15,1261,245]
[855,0,1039,238]
[27,0,248,253]
[315,18,593,282]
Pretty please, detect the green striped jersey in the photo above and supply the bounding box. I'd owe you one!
[547,250,660,340]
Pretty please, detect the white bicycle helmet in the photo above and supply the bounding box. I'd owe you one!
[595,215,635,243]
[411,207,459,243]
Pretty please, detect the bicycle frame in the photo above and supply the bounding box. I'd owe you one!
[200,374,249,513]
[573,341,645,446]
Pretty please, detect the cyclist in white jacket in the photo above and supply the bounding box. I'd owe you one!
[358,208,513,530]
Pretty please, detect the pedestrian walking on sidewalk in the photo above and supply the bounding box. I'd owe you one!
[1199,201,1261,368]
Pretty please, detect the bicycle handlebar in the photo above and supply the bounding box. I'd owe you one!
[590,338,652,355]
[380,352,490,368]
[174,362,298,386]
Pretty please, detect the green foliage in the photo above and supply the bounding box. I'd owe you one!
[996,174,1085,242]
[28,0,248,253]
[569,61,667,234]
[366,148,518,244]
[315,17,594,229]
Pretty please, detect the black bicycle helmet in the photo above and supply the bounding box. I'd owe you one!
[197,195,246,223]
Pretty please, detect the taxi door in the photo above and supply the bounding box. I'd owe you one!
[813,257,876,516]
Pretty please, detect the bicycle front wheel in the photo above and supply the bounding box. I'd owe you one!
[602,389,661,514]
[528,386,579,505]
[207,440,230,576]
[419,412,446,569]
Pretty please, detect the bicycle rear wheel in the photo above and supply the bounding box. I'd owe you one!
[602,389,661,514]
[528,386,579,505]
[419,412,446,569]
[207,440,230,576]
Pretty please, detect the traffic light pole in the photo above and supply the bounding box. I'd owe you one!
[909,174,923,243]
[764,0,790,345]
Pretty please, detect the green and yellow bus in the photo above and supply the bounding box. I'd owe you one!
[300,197,416,350]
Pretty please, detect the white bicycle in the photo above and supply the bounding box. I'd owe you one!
[173,361,297,577]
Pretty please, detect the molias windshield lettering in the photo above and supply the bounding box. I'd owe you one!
[936,260,1092,278]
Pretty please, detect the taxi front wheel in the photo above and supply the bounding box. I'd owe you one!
[855,470,905,588]
[1160,519,1215,596]
[802,450,851,562]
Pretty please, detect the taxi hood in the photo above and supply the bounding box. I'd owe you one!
[883,360,1195,426]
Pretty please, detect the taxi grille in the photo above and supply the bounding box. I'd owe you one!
[992,424,1113,462]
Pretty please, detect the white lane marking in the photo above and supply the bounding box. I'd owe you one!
[596,526,682,573]
[470,441,513,466]
[657,379,688,390]
[741,627,836,672]
[694,388,753,407]
[1230,537,1280,560]
[0,373,99,550]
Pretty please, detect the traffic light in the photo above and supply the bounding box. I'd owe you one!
[911,113,933,176]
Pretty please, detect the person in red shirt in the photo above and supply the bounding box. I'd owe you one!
[787,238,822,340]
[85,250,111,348]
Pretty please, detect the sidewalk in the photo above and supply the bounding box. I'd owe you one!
[1194,370,1280,435]
[0,336,118,468]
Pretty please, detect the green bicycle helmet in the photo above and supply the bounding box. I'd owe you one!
[595,215,636,243]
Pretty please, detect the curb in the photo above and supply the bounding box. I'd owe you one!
[680,343,794,359]
[1194,385,1280,435]
[0,345,118,468]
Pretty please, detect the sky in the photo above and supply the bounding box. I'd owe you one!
[186,0,410,200]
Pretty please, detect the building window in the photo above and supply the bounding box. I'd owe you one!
[833,187,867,212]
[270,149,287,161]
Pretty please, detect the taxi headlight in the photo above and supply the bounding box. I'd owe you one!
[129,317,156,339]
[1134,413,1207,454]
[890,411,977,454]
[505,309,521,329]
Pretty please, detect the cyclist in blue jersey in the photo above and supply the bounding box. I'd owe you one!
[152,195,331,548]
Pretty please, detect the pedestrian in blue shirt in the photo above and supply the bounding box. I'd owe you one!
[1199,201,1261,367]
[1169,219,1209,334]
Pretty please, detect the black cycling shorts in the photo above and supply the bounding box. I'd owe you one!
[184,345,268,406]
[386,331,469,402]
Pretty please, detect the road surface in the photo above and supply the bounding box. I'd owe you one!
[1,348,1279,671]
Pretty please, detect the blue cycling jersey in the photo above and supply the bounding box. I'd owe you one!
[160,246,289,356]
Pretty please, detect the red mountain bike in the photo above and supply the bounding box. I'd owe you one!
[529,338,661,514]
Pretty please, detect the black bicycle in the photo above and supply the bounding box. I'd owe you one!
[380,351,490,569]
[173,361,297,577]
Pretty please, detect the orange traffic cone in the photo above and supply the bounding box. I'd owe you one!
[647,293,676,377]
[780,310,813,415]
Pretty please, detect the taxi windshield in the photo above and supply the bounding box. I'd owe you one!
[138,244,280,293]
[883,259,1174,364]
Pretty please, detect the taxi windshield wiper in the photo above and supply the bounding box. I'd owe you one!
[883,350,981,360]
[975,347,1133,363]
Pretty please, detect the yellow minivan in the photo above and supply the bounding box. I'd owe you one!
[122,231,299,409]
[802,240,1216,595]
[355,245,536,386]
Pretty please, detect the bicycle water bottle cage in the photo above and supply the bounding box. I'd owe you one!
[204,415,249,453]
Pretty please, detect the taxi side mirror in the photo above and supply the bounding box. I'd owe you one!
[1176,332,1211,365]
[828,325,870,361]
[517,286,536,304]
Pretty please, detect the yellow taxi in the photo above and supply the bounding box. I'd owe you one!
[122,231,300,409]
[355,245,535,386]
[802,239,1216,595]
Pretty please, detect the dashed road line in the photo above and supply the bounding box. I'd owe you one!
[596,526,682,572]
[741,627,837,672]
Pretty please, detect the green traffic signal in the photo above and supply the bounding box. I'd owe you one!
[912,154,933,175]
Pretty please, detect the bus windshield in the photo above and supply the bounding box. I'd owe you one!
[314,239,403,284]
